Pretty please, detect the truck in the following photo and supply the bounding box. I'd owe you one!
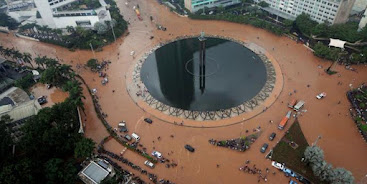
[133,6,143,21]
[278,111,292,130]
[293,100,305,111]
[288,99,297,108]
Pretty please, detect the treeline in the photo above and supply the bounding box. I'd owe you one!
[0,13,19,30]
[189,10,287,35]
[0,50,95,183]
[295,13,367,42]
[294,13,367,64]
[304,146,354,184]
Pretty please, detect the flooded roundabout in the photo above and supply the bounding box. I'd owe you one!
[127,34,283,127]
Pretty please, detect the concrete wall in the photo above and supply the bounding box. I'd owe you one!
[334,0,356,24]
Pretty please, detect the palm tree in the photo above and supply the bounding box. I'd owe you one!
[66,26,75,34]
[11,49,22,63]
[35,56,45,69]
[3,48,13,60]
[22,52,34,68]
[4,48,13,59]
[59,64,72,77]
[44,58,59,68]
[0,45,4,56]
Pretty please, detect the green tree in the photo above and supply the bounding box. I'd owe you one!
[101,177,119,184]
[304,145,324,165]
[15,73,35,91]
[66,26,75,33]
[74,137,95,159]
[44,158,77,184]
[35,56,46,69]
[295,13,318,36]
[217,5,225,13]
[313,42,340,61]
[311,161,333,181]
[0,13,19,30]
[330,168,354,184]
[258,1,269,7]
[312,23,331,37]
[0,115,13,165]
[94,22,108,34]
[22,52,34,68]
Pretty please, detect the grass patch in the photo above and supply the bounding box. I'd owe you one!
[272,121,323,183]
[360,124,367,132]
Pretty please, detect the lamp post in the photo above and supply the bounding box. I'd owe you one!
[312,135,322,146]
[89,43,96,60]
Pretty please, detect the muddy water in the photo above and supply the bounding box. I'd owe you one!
[1,0,367,183]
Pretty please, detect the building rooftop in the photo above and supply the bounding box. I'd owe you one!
[0,87,30,106]
[0,99,41,122]
[80,161,109,184]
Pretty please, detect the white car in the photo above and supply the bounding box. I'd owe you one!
[271,161,284,170]
[144,160,155,168]
[316,92,326,99]
[151,151,162,159]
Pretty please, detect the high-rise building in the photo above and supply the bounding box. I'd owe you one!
[254,0,356,25]
[184,0,241,13]
[6,0,111,29]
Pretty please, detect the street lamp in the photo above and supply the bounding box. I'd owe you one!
[312,135,322,146]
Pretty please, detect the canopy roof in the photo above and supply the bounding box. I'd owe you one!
[329,38,346,49]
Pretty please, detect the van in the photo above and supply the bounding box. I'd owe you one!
[144,160,155,168]
[131,133,140,141]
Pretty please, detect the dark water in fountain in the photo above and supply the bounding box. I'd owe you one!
[140,37,267,111]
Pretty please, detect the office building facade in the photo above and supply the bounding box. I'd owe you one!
[254,0,356,24]
[184,0,241,13]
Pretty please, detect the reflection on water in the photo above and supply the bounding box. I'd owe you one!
[141,37,267,111]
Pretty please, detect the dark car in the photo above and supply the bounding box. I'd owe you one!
[184,144,195,152]
[37,96,47,105]
[124,134,132,141]
[47,84,53,89]
[296,175,311,184]
[269,132,276,141]
[260,143,269,153]
[144,118,153,124]
[119,126,128,132]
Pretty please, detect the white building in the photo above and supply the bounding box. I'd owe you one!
[352,0,367,13]
[184,0,241,13]
[358,8,367,31]
[254,0,356,24]
[6,0,111,29]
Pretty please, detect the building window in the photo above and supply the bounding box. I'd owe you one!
[76,20,91,26]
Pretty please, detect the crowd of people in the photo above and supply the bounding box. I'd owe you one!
[208,132,259,152]
[239,161,275,183]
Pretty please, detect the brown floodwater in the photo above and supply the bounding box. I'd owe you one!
[1,0,367,183]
